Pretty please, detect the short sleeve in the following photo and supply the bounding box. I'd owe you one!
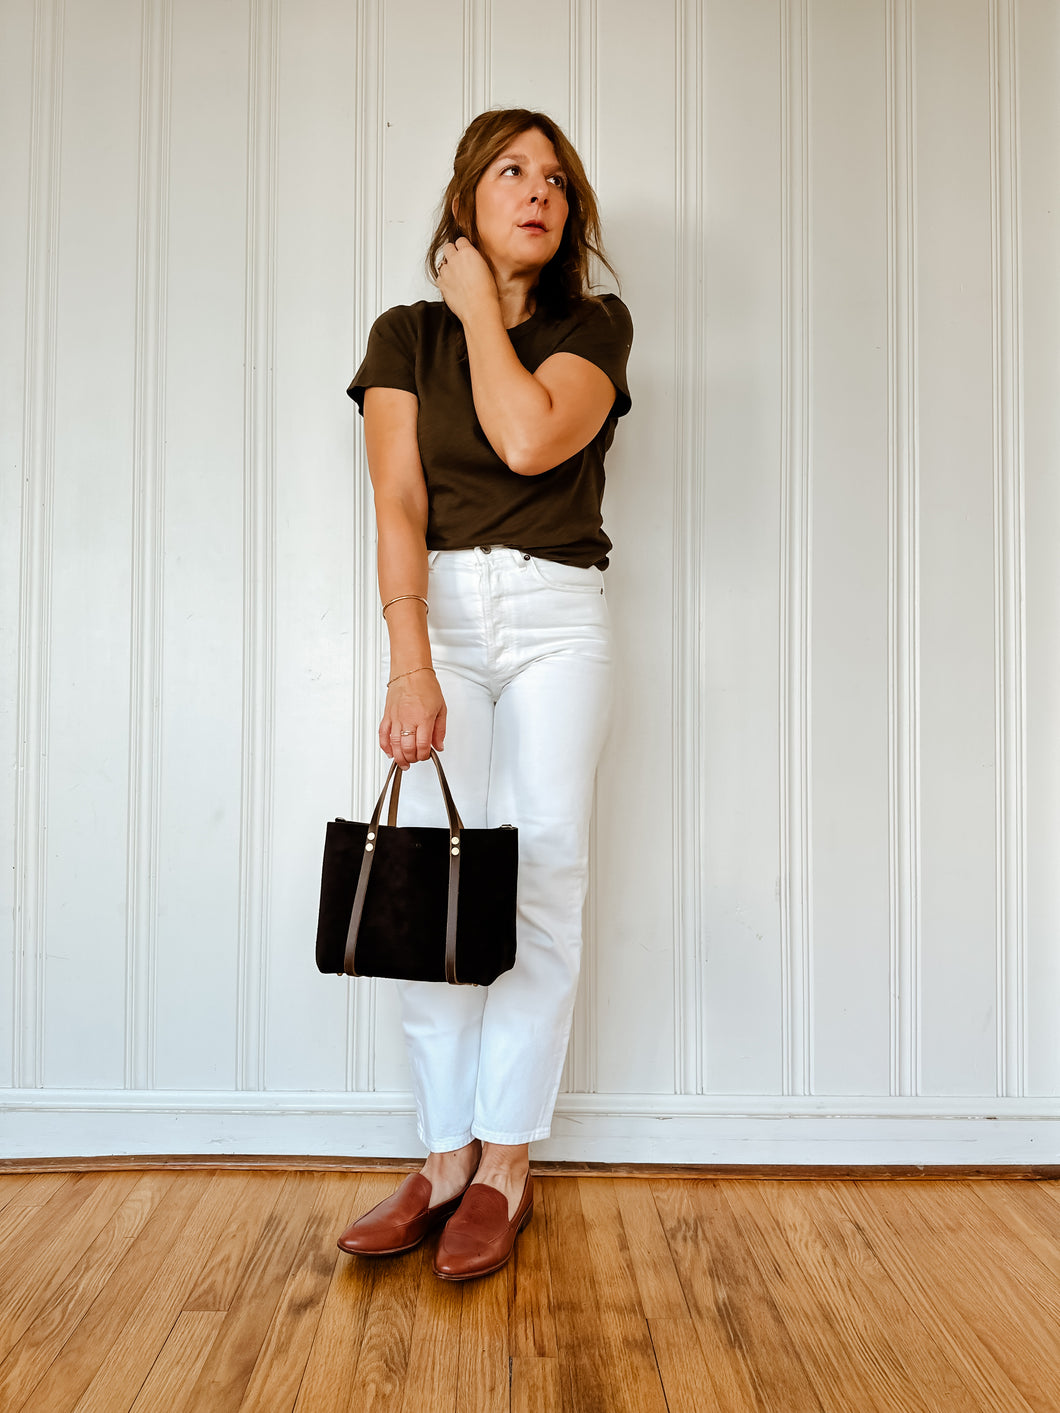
[550,294,633,419]
[346,305,418,413]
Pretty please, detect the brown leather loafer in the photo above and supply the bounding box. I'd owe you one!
[433,1173,534,1280]
[337,1172,473,1256]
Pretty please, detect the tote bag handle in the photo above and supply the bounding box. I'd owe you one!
[344,749,467,983]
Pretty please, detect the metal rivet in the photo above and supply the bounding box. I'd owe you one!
[451,837,460,846]
[367,831,375,841]
[451,846,459,856]
[365,842,374,852]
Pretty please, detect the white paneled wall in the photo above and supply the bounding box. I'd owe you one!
[2,0,1058,1163]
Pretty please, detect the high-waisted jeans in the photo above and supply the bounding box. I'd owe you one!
[386,545,613,1150]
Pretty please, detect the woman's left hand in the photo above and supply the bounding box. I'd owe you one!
[436,238,499,324]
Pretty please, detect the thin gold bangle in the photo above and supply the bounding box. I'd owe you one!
[387,666,436,687]
[381,594,429,619]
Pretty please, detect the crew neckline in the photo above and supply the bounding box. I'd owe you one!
[507,304,541,337]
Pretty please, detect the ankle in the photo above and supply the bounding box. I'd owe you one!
[421,1138,480,1183]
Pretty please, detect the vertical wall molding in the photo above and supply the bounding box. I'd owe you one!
[462,0,491,125]
[885,0,921,1098]
[124,0,172,1092]
[236,0,279,1091]
[348,0,385,1094]
[13,0,64,1090]
[672,0,706,1095]
[568,0,597,175]
[779,0,813,1096]
[989,0,1027,1098]
[564,0,600,1094]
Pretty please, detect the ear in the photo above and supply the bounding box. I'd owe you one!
[451,194,468,237]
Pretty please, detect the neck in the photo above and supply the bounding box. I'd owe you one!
[490,266,539,329]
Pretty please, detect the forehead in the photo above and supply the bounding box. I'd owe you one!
[492,128,563,168]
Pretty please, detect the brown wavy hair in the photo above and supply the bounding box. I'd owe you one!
[426,109,618,317]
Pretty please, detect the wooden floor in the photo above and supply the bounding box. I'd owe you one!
[1,1169,1059,1411]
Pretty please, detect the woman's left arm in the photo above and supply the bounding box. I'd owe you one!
[437,238,617,477]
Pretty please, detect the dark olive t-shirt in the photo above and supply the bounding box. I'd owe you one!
[347,293,633,569]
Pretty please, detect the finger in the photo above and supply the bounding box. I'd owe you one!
[414,722,432,762]
[394,727,418,771]
[380,715,394,759]
[432,703,447,752]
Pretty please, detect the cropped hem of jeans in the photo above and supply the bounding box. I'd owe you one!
[418,1127,474,1154]
[471,1122,552,1146]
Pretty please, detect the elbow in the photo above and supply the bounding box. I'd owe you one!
[504,441,555,477]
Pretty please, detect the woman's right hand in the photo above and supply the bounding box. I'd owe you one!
[380,669,447,770]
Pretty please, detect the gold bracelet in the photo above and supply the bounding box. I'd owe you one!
[387,666,436,687]
[381,594,429,619]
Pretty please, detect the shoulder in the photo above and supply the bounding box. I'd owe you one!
[551,293,633,347]
[369,299,447,340]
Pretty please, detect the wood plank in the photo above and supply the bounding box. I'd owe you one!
[895,1180,1060,1407]
[722,1178,975,1413]
[2,1174,71,1209]
[127,1311,227,1412]
[0,1173,172,1412]
[615,1178,689,1319]
[21,1172,215,1413]
[971,1178,1060,1281]
[576,1178,669,1413]
[542,1174,623,1413]
[238,1173,351,1413]
[650,1179,792,1413]
[511,1355,563,1413]
[0,1176,104,1310]
[323,1174,425,1412]
[0,1205,39,1255]
[181,1170,291,1312]
[397,1234,464,1413]
[177,1173,326,1412]
[293,1175,389,1413]
[0,1174,150,1358]
[648,1315,728,1413]
[832,1181,1039,1413]
[0,1177,35,1212]
[455,1255,509,1413]
[509,1175,558,1357]
[789,1180,993,1412]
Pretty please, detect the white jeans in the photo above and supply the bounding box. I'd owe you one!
[385,546,613,1150]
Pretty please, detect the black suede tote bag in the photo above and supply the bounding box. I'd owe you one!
[315,749,518,985]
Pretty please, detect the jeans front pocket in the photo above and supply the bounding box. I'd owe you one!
[525,555,605,594]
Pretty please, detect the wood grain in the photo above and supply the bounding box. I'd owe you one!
[22,1171,214,1413]
[127,1311,227,1412]
[2,1170,1060,1411]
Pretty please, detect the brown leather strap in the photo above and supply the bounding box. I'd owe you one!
[343,759,399,975]
[343,750,466,981]
[444,818,461,985]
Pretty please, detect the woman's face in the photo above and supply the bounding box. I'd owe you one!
[470,127,569,278]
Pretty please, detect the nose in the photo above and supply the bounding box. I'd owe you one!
[528,172,549,205]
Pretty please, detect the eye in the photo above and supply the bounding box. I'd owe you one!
[548,173,567,190]
[500,164,521,177]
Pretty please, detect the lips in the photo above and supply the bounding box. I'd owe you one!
[520,220,546,231]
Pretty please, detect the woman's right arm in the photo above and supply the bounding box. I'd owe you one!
[363,385,446,770]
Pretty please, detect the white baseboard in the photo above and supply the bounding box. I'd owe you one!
[2,1090,1059,1164]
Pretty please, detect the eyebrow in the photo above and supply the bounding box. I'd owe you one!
[494,151,566,174]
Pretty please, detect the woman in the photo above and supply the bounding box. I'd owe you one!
[337,108,633,1280]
